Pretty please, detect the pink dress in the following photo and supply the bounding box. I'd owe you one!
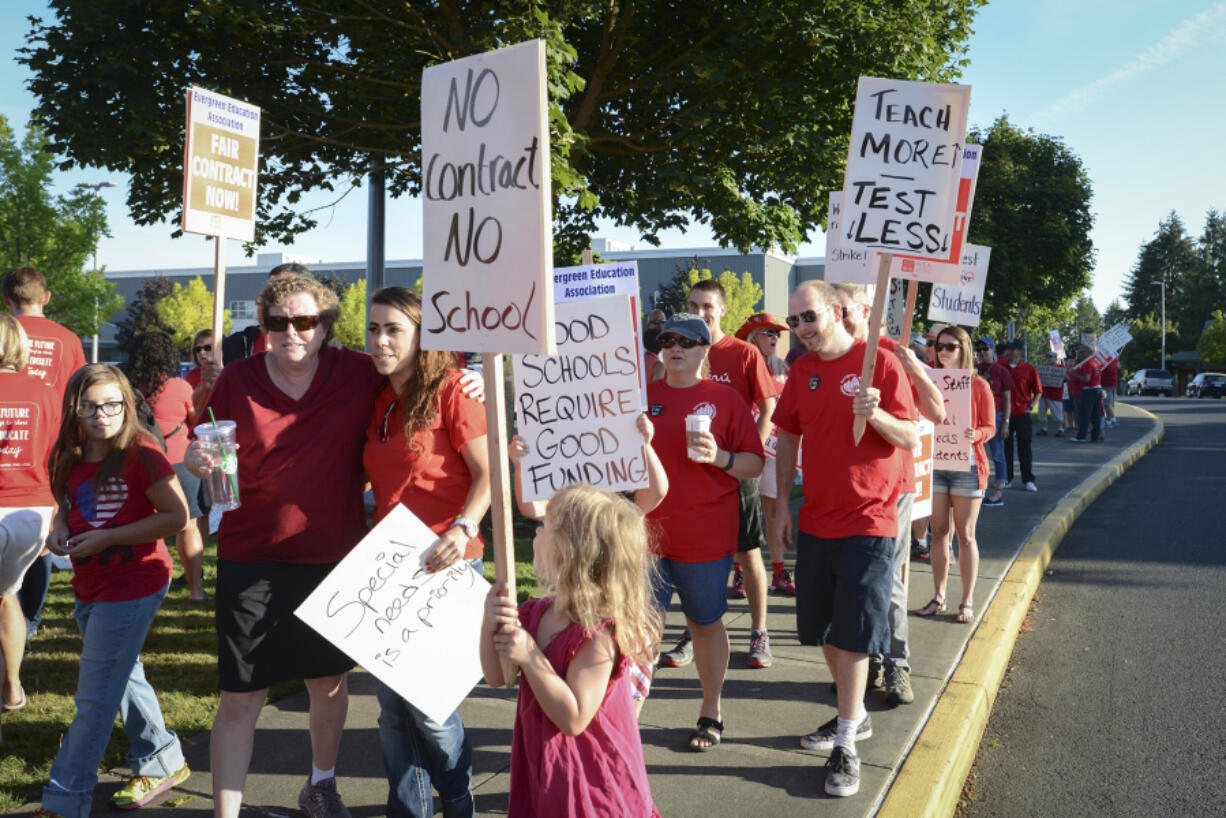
[509,597,659,818]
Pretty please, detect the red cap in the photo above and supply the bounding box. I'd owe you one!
[735,312,789,341]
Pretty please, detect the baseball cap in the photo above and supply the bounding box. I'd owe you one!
[735,312,789,341]
[659,313,711,345]
[976,337,995,349]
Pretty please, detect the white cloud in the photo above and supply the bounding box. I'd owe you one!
[1033,1,1226,122]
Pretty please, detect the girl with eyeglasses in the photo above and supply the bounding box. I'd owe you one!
[915,327,995,624]
[37,363,191,816]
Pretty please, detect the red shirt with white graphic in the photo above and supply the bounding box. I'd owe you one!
[0,371,60,507]
[646,379,764,562]
[772,340,916,540]
[17,315,86,395]
[65,444,176,603]
[705,335,779,408]
[1007,361,1041,419]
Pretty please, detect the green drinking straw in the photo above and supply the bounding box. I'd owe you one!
[207,407,240,499]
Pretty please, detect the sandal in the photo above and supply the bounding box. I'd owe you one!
[689,716,724,752]
[957,604,976,623]
[915,598,947,617]
[2,685,25,712]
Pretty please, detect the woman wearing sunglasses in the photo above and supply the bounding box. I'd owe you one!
[915,326,995,624]
[645,314,764,751]
[362,286,490,818]
[185,273,385,818]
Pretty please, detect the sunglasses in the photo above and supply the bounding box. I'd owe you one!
[785,309,820,329]
[759,330,780,339]
[659,335,704,349]
[265,314,321,332]
[925,340,936,347]
[193,344,212,354]
[934,342,960,353]
[77,401,124,418]
[974,346,989,353]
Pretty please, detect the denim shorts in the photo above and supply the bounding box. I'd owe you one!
[794,532,893,654]
[653,554,734,626]
[931,462,985,498]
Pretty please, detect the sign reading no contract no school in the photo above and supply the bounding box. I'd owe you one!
[182,86,261,242]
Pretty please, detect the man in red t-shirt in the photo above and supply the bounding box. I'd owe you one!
[1100,356,1119,427]
[668,278,778,670]
[1037,351,1065,436]
[772,281,918,797]
[1003,341,1041,491]
[1068,343,1105,442]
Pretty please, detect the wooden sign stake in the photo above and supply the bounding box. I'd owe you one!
[581,248,594,265]
[854,252,893,444]
[899,280,919,343]
[482,351,518,683]
[211,238,226,359]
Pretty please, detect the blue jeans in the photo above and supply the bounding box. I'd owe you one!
[992,411,1008,485]
[375,680,474,818]
[43,584,184,818]
[19,553,51,641]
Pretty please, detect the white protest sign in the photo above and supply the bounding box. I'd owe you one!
[927,244,992,327]
[840,78,971,274]
[554,261,640,303]
[1094,322,1132,363]
[931,369,974,468]
[912,418,934,520]
[1048,330,1066,360]
[295,505,489,725]
[893,144,984,284]
[514,295,647,502]
[182,87,260,242]
[826,192,874,284]
[1035,365,1066,389]
[885,278,907,339]
[421,39,555,354]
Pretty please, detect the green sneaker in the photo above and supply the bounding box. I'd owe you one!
[109,764,191,809]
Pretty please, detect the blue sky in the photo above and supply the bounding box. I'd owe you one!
[2,1,1223,312]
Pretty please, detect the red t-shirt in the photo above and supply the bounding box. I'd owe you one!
[1101,359,1119,387]
[984,360,1014,415]
[363,373,486,559]
[185,367,203,389]
[646,379,763,562]
[1040,379,1063,401]
[1065,360,1084,398]
[17,315,86,394]
[252,332,269,355]
[1007,361,1040,419]
[201,346,384,563]
[706,335,778,408]
[771,340,915,539]
[65,444,175,603]
[0,371,60,507]
[1072,356,1102,388]
[145,376,195,463]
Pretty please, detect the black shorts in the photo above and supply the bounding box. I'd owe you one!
[794,532,894,654]
[215,559,355,692]
[736,478,766,553]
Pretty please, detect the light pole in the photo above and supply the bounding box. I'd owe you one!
[1152,279,1166,370]
[85,181,115,362]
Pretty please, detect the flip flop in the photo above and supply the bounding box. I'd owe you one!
[957,604,976,623]
[689,716,723,752]
[915,598,947,617]
[2,685,26,711]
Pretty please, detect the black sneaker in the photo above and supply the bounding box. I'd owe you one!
[824,746,861,797]
[800,713,872,751]
[911,537,930,561]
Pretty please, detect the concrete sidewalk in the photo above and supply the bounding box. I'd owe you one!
[20,403,1161,818]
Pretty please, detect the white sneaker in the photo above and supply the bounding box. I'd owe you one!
[1024,481,1037,492]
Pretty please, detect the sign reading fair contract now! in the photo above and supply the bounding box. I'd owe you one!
[182,87,260,242]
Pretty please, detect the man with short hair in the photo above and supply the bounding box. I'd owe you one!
[975,338,1012,506]
[1068,343,1105,442]
[660,278,778,670]
[1100,356,1119,427]
[773,281,918,797]
[1003,340,1040,491]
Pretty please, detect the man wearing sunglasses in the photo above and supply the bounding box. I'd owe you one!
[772,281,919,798]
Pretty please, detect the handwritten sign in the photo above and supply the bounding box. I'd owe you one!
[1035,365,1066,389]
[1048,330,1066,360]
[932,369,974,468]
[295,504,489,725]
[513,295,647,502]
[826,192,874,284]
[421,40,555,354]
[840,77,970,270]
[927,244,992,327]
[912,418,934,520]
[182,87,260,242]
[885,278,907,340]
[1094,322,1132,363]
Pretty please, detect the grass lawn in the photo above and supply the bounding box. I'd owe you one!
[0,525,542,813]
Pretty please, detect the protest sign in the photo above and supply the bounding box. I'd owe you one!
[421,39,555,354]
[514,295,647,502]
[913,418,934,519]
[554,261,645,399]
[1049,330,1066,359]
[826,192,875,284]
[885,278,907,339]
[927,244,992,326]
[1036,365,1066,388]
[890,144,985,285]
[1095,322,1132,362]
[296,504,489,725]
[931,368,974,467]
[840,78,971,275]
[182,87,260,243]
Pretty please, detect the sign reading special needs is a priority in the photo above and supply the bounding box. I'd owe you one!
[182,87,260,242]
[420,40,554,355]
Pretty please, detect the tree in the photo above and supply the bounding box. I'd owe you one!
[1072,294,1101,337]
[334,279,367,351]
[1101,299,1127,332]
[1122,213,1199,346]
[114,275,175,353]
[0,115,120,335]
[657,265,763,335]
[1199,311,1226,368]
[155,276,233,349]
[21,1,982,264]
[1119,314,1179,375]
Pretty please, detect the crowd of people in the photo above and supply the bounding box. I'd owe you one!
[0,261,1128,815]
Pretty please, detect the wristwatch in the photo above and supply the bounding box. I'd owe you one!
[452,516,480,539]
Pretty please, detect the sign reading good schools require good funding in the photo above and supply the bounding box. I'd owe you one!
[295,504,489,725]
[932,369,974,467]
[421,40,555,354]
[514,295,647,502]
[182,87,260,242]
[927,244,991,326]
[840,77,971,269]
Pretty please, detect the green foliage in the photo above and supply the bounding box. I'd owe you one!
[687,267,763,336]
[1200,311,1226,367]
[334,278,367,350]
[21,1,983,262]
[114,275,175,352]
[155,276,233,349]
[0,115,119,335]
[1119,314,1179,374]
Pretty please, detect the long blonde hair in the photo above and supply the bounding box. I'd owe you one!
[543,484,663,666]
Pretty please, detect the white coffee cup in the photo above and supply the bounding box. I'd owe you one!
[685,414,711,459]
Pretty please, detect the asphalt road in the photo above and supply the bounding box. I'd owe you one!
[964,396,1226,817]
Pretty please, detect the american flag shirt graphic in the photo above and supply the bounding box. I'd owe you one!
[75,476,130,528]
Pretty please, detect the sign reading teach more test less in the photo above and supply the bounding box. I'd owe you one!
[182,87,260,242]
[420,40,555,355]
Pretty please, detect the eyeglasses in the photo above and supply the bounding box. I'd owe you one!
[658,335,704,349]
[974,346,989,353]
[193,344,212,354]
[785,309,820,329]
[77,401,124,418]
[265,314,321,333]
[925,340,936,347]
[934,342,960,353]
[759,330,779,339]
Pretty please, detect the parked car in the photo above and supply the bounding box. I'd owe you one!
[1187,372,1226,398]
[1126,369,1173,396]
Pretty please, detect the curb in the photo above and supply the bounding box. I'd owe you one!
[878,404,1165,817]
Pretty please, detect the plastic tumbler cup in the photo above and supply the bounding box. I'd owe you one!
[194,420,241,511]
[685,414,711,461]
